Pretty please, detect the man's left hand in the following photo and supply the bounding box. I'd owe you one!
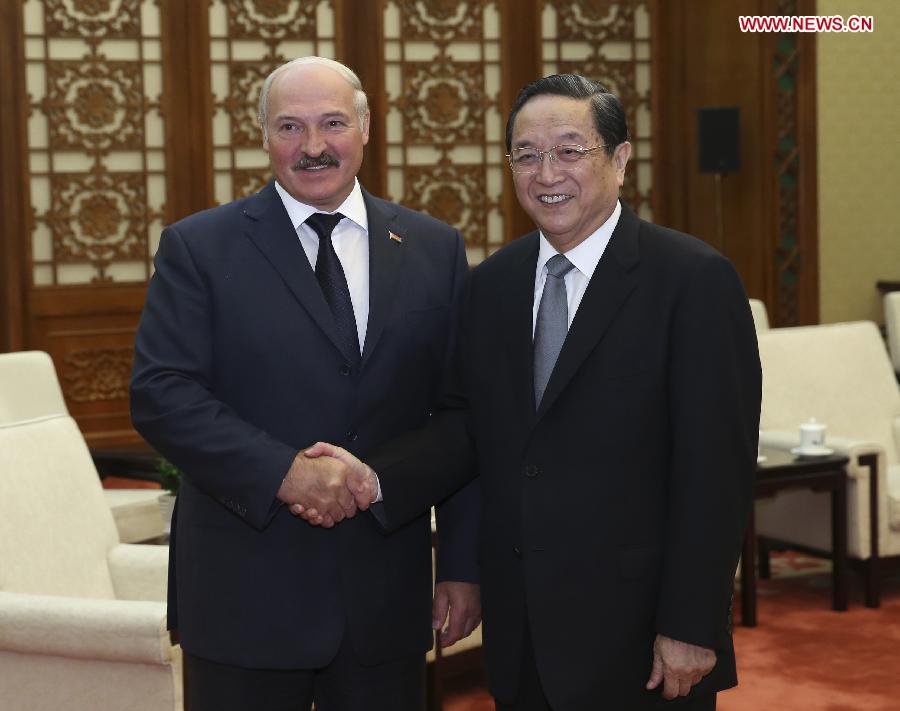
[646,633,716,700]
[432,581,481,648]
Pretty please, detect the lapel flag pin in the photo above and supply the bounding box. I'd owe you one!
[389,231,402,244]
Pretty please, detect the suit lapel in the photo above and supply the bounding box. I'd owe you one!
[361,190,405,365]
[500,233,541,432]
[241,182,351,360]
[534,204,641,423]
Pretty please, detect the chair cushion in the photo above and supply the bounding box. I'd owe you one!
[0,351,68,425]
[888,463,900,532]
[103,490,166,543]
[885,293,900,373]
[0,415,119,598]
[758,321,900,466]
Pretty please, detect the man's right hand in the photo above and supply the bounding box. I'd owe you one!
[276,445,374,528]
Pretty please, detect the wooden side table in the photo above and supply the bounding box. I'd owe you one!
[740,448,849,627]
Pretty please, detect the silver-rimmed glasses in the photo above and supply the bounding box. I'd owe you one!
[506,144,607,174]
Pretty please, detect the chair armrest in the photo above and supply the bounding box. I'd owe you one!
[759,430,885,479]
[0,591,173,664]
[108,543,169,602]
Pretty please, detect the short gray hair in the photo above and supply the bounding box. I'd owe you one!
[257,56,369,138]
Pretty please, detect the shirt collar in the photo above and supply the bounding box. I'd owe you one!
[274,178,369,234]
[536,199,622,280]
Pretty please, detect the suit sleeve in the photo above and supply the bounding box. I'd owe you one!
[655,254,761,651]
[130,225,296,530]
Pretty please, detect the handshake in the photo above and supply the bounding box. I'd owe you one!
[276,442,376,528]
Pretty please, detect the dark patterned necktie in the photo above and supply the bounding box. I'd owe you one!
[306,212,359,363]
[533,254,575,407]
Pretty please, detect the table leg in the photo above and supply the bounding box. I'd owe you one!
[740,506,757,627]
[831,473,848,611]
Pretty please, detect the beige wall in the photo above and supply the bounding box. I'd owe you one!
[818,0,900,324]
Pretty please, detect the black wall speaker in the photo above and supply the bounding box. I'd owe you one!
[697,107,741,174]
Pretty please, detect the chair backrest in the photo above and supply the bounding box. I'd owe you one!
[748,299,770,332]
[885,292,900,373]
[0,350,68,424]
[0,414,119,598]
[758,321,900,465]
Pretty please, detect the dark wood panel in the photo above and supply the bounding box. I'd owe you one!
[500,0,542,243]
[654,0,818,325]
[0,0,27,352]
[161,0,215,219]
[26,285,146,446]
[339,0,387,199]
[656,0,769,299]
[795,1,819,325]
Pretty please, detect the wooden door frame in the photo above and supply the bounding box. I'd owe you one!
[0,0,28,352]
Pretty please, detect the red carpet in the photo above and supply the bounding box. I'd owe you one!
[722,555,900,711]
[442,554,900,710]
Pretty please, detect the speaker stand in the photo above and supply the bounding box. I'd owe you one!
[713,172,726,254]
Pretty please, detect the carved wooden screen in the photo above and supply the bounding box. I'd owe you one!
[382,0,506,265]
[0,0,667,446]
[10,0,168,444]
[540,0,654,221]
[209,0,337,203]
[24,0,166,285]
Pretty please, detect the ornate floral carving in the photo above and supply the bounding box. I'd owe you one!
[233,169,271,199]
[46,170,151,279]
[401,164,490,248]
[74,83,117,128]
[62,348,133,403]
[224,62,277,146]
[398,59,486,144]
[548,1,653,220]
[774,26,800,326]
[395,0,482,42]
[253,0,292,18]
[44,0,141,39]
[43,60,145,152]
[548,0,634,42]
[226,0,317,40]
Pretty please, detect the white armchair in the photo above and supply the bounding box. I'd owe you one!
[755,321,900,607]
[749,298,770,332]
[0,350,165,543]
[886,292,900,375]
[0,414,181,711]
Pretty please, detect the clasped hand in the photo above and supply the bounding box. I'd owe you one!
[277,443,376,528]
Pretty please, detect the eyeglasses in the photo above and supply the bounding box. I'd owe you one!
[506,144,607,174]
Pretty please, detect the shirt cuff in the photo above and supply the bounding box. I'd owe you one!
[371,469,383,503]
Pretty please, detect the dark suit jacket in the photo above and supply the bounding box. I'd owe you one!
[370,204,761,710]
[130,181,476,669]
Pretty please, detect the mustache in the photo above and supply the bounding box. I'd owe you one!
[293,153,340,170]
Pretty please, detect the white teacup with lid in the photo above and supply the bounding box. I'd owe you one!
[799,417,827,452]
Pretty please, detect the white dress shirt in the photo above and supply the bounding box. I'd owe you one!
[274,179,370,353]
[532,200,622,336]
[274,179,383,502]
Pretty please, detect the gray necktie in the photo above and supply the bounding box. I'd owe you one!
[534,254,575,407]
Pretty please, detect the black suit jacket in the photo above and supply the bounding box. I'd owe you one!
[130,182,476,669]
[371,204,761,709]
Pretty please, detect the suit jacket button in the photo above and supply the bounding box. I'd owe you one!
[339,364,352,376]
[513,546,521,558]
[346,430,359,441]
[524,464,539,478]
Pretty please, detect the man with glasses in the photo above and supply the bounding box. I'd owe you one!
[301,74,761,710]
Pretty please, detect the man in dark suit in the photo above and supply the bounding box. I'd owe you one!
[302,75,761,710]
[130,56,480,711]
